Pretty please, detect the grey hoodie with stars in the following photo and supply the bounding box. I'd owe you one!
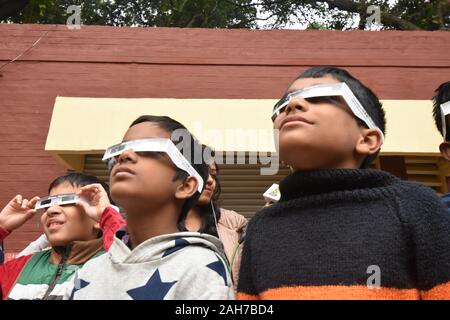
[66,231,235,300]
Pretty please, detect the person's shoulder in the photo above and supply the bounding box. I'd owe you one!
[390,179,448,223]
[219,208,248,230]
[441,192,450,203]
[175,240,221,260]
[243,204,278,234]
[3,252,35,268]
[23,248,51,262]
[441,192,450,213]
[392,179,442,202]
[166,245,234,299]
[168,242,229,284]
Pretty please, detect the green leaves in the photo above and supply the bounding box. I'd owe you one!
[2,0,256,28]
[1,0,448,30]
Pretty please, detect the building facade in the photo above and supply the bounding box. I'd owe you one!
[1,24,450,255]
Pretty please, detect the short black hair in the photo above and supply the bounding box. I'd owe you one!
[432,81,450,139]
[295,67,386,168]
[129,115,209,231]
[130,115,187,135]
[48,172,114,204]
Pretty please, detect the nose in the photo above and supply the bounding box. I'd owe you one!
[45,205,62,217]
[118,149,138,165]
[284,97,309,116]
[206,174,214,186]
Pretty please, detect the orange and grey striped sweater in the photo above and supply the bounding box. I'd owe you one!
[237,169,450,300]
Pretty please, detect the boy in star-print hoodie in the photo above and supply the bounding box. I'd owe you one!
[68,231,231,299]
[66,116,234,300]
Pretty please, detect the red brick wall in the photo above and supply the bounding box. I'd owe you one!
[1,24,449,252]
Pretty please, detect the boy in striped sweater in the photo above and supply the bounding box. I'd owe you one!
[237,67,450,300]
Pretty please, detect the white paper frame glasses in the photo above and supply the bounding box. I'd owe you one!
[271,82,384,143]
[102,138,204,193]
[35,193,80,210]
[440,101,450,141]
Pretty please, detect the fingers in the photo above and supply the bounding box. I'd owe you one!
[24,208,37,219]
[75,198,89,211]
[78,184,110,208]
[77,184,105,199]
[75,198,100,222]
[21,198,29,210]
[28,196,40,209]
[21,197,39,217]
[78,183,105,194]
[12,194,23,205]
[9,195,39,212]
[75,184,110,223]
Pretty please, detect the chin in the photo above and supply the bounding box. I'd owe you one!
[197,196,211,205]
[280,137,313,156]
[110,191,142,212]
[111,184,136,203]
[47,235,71,247]
[279,131,310,146]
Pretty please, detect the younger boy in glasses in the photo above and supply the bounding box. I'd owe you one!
[237,67,450,300]
[0,173,125,299]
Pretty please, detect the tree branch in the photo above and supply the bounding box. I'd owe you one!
[321,0,421,30]
[221,0,284,9]
[380,11,422,30]
[322,0,358,12]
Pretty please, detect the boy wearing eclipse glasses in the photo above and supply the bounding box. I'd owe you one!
[432,81,450,213]
[65,115,234,300]
[0,173,125,300]
[237,67,450,300]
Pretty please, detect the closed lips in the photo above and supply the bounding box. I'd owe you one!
[280,116,313,128]
[113,166,135,176]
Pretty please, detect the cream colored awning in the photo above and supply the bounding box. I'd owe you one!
[45,97,441,170]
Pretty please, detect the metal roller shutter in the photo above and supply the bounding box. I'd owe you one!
[213,157,291,219]
[84,154,110,182]
[405,155,446,194]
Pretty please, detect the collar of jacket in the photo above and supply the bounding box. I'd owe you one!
[279,168,399,201]
[52,237,104,265]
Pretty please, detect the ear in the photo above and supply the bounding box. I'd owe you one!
[355,128,383,156]
[439,142,450,161]
[174,176,198,200]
